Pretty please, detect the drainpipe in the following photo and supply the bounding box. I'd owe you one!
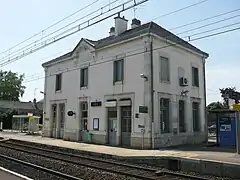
[203,57,208,143]
[150,37,155,149]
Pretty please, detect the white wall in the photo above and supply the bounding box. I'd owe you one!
[44,37,148,139]
[43,33,206,143]
[152,36,205,137]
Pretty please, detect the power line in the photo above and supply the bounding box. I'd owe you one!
[152,0,210,21]
[169,8,240,30]
[0,0,148,67]
[0,0,121,64]
[23,25,240,84]
[22,16,240,80]
[176,14,240,36]
[0,0,100,57]
[182,21,240,39]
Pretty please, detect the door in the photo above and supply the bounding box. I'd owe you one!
[58,103,65,139]
[80,101,88,142]
[107,107,117,146]
[108,118,117,146]
[121,106,132,146]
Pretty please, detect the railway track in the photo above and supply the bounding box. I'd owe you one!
[0,140,210,180]
[0,153,82,180]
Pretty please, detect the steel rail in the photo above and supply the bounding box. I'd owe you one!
[0,142,158,180]
[0,153,83,180]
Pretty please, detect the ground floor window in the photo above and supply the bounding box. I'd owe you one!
[179,100,186,132]
[80,101,88,130]
[160,98,170,133]
[59,103,65,129]
[192,102,200,132]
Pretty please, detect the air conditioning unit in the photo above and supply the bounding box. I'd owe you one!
[179,77,188,87]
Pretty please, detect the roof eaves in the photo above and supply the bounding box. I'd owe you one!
[42,51,73,68]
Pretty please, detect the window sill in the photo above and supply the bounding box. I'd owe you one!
[114,81,123,85]
[80,86,88,90]
[160,80,170,84]
[192,85,199,88]
[55,90,62,93]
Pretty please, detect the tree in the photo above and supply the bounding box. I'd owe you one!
[219,87,236,108]
[207,101,225,111]
[0,70,26,101]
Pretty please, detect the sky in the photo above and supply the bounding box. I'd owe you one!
[0,0,240,104]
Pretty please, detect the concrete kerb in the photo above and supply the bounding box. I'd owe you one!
[4,138,240,179]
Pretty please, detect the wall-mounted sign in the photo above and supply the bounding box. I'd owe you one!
[105,101,117,107]
[139,106,148,113]
[138,124,145,129]
[91,101,102,107]
[93,118,99,130]
[67,111,75,116]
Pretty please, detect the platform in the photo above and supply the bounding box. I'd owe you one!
[1,131,240,179]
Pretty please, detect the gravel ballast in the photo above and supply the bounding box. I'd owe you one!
[6,140,236,180]
[0,146,140,180]
[0,157,66,180]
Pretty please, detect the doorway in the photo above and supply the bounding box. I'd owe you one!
[107,107,117,146]
[121,106,132,146]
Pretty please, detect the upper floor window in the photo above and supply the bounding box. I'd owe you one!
[160,56,170,83]
[113,59,124,83]
[80,67,88,87]
[192,67,199,87]
[55,73,62,91]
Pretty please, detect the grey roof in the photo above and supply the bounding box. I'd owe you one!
[0,100,36,110]
[42,21,209,67]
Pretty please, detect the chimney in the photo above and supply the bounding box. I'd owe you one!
[131,18,141,29]
[109,27,115,36]
[114,13,128,36]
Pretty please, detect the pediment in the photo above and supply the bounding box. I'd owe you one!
[72,38,95,56]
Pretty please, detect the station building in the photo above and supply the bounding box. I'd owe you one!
[42,15,209,149]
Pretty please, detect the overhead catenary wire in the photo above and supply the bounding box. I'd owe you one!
[176,14,240,36]
[0,0,147,67]
[21,10,240,81]
[152,0,210,21]
[23,21,240,81]
[0,0,207,66]
[169,8,240,30]
[23,25,240,84]
[0,0,121,63]
[0,0,101,57]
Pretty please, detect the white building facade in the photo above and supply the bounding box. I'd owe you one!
[42,16,209,149]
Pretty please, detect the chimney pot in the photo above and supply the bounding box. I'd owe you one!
[109,27,115,36]
[131,18,141,29]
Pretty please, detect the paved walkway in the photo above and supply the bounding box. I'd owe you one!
[1,132,240,165]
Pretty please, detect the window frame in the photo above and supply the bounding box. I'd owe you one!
[113,59,124,83]
[55,73,62,92]
[160,98,170,134]
[192,101,200,132]
[192,67,199,87]
[80,101,88,130]
[80,67,89,88]
[59,103,65,129]
[159,56,170,83]
[178,100,186,133]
